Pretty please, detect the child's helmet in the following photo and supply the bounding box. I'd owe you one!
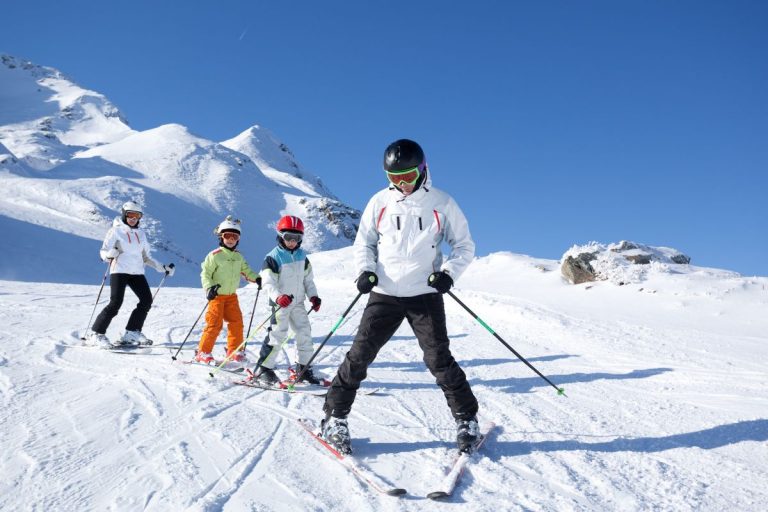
[276,215,304,234]
[216,215,241,235]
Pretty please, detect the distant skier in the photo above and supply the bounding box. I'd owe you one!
[86,201,175,348]
[196,216,261,364]
[252,215,323,386]
[320,139,480,455]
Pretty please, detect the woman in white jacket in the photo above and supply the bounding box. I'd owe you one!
[86,201,174,348]
[321,139,480,455]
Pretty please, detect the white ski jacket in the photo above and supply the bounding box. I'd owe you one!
[354,172,475,297]
[99,217,164,275]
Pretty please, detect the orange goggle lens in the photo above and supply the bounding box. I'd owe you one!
[386,166,420,186]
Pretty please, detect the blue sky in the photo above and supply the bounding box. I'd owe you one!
[3,1,767,275]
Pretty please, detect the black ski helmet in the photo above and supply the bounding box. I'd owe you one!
[383,139,425,172]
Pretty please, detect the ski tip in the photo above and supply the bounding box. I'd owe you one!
[386,488,407,497]
[427,491,449,500]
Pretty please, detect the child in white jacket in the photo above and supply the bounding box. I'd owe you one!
[86,201,174,348]
[252,215,322,386]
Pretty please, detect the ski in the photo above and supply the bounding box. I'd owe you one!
[297,418,407,496]
[233,373,382,396]
[233,379,329,395]
[66,343,153,354]
[180,360,246,374]
[426,422,497,500]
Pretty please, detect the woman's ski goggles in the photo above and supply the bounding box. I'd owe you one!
[125,211,142,220]
[385,164,424,186]
[221,232,240,241]
[280,231,303,243]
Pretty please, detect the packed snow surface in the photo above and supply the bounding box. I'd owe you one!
[1,248,766,511]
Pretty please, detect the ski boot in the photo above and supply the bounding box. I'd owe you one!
[226,348,248,364]
[456,416,480,454]
[195,351,214,364]
[254,366,281,387]
[86,330,112,349]
[121,330,152,346]
[292,364,322,385]
[320,416,352,455]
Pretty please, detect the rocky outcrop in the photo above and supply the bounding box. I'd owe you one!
[561,241,691,285]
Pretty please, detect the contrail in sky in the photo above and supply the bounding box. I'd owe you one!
[239,28,249,41]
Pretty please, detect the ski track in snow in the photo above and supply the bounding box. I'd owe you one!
[1,272,767,511]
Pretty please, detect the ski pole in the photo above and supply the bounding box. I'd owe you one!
[290,292,363,389]
[171,301,208,360]
[447,290,566,396]
[243,285,262,350]
[152,263,175,301]
[81,260,111,339]
[208,304,285,378]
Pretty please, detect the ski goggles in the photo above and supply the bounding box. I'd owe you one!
[385,163,424,186]
[125,211,142,219]
[280,231,303,243]
[221,232,240,241]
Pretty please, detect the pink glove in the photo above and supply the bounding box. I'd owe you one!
[276,294,293,308]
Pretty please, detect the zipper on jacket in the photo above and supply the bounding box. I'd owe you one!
[418,217,423,230]
[396,216,401,230]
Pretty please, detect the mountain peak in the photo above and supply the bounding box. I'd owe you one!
[0,55,360,285]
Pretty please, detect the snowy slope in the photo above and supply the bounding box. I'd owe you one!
[0,54,359,286]
[1,248,766,511]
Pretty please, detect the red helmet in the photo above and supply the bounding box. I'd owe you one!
[276,215,304,234]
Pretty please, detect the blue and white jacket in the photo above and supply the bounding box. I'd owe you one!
[261,245,318,306]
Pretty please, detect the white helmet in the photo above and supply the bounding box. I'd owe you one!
[121,201,143,215]
[215,215,241,235]
[121,200,143,224]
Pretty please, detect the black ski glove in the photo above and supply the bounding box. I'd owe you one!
[356,271,378,294]
[206,284,221,301]
[427,271,453,293]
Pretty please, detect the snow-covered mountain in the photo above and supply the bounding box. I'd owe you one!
[0,54,359,285]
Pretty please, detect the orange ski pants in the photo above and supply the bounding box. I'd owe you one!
[198,294,244,354]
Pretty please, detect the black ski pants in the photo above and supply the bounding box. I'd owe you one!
[323,292,478,421]
[92,273,153,334]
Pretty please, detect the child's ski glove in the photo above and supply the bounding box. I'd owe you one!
[206,284,221,301]
[276,294,293,308]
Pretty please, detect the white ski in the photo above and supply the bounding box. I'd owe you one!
[427,422,497,500]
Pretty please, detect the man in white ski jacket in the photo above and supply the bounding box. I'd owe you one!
[321,139,481,455]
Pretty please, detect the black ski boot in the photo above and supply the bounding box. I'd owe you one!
[294,364,322,385]
[320,416,352,455]
[456,416,480,454]
[254,366,281,387]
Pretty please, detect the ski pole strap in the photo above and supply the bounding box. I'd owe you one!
[447,291,566,397]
